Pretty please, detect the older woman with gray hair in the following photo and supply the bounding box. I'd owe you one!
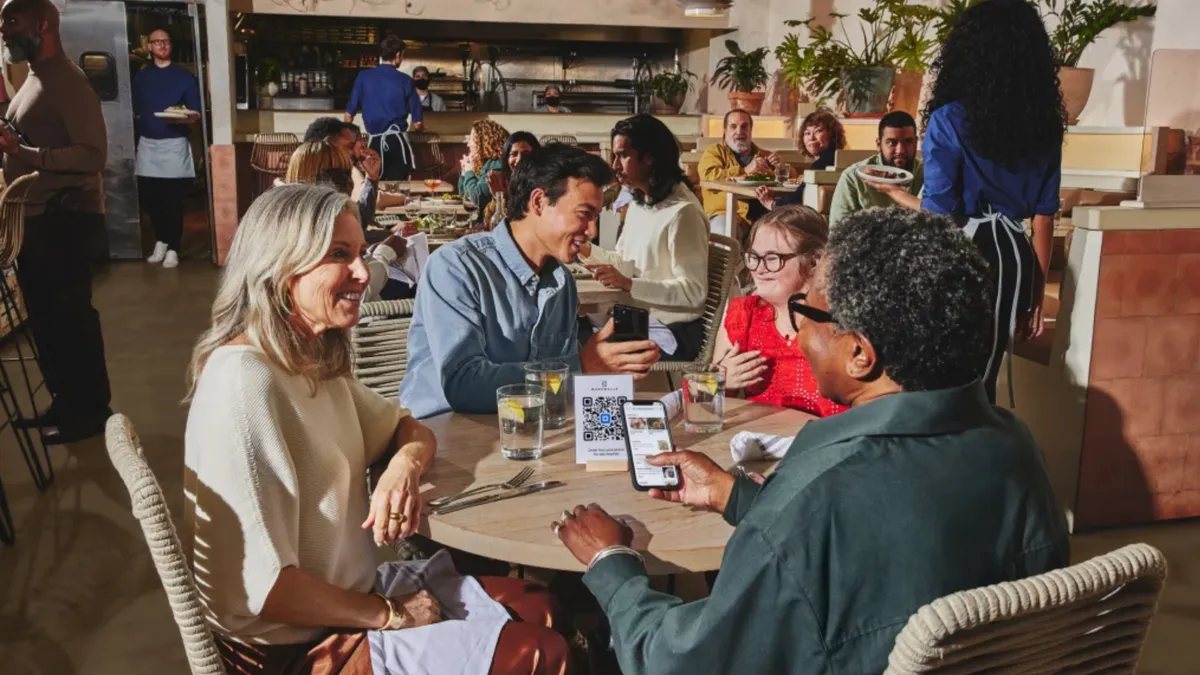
[184,184,571,675]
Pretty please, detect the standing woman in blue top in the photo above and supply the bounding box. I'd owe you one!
[870,0,1063,403]
[133,29,202,269]
[345,35,424,181]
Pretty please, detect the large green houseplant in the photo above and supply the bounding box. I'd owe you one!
[1033,0,1157,123]
[648,70,696,115]
[713,40,770,115]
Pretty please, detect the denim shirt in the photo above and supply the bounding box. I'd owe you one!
[399,222,581,419]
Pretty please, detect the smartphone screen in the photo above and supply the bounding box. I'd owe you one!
[621,401,680,490]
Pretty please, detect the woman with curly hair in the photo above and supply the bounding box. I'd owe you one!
[868,0,1064,403]
[757,110,846,210]
[458,119,510,224]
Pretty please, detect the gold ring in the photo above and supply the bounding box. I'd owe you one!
[561,509,573,520]
[388,513,406,523]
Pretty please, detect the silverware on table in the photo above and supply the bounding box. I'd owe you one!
[433,480,566,516]
[428,467,536,508]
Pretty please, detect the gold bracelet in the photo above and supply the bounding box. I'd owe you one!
[374,593,397,631]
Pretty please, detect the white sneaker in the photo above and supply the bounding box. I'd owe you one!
[147,241,168,264]
[163,250,179,268]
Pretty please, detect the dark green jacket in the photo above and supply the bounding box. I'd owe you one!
[584,382,1069,675]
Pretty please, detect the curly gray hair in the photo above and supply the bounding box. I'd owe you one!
[821,207,994,392]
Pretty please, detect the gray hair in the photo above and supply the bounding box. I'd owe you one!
[187,184,356,397]
[821,207,994,392]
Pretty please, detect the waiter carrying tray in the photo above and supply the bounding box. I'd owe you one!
[133,28,201,268]
[345,34,423,181]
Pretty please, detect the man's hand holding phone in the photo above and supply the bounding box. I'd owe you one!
[581,318,659,379]
[644,450,735,513]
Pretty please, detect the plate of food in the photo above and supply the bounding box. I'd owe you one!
[733,173,777,186]
[154,105,194,120]
[857,165,914,185]
[437,194,464,205]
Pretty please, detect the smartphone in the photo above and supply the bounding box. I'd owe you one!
[620,400,681,491]
[610,304,649,343]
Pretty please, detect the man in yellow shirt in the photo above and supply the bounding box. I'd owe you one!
[698,109,780,237]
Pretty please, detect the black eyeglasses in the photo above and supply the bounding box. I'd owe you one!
[744,251,799,273]
[788,292,835,331]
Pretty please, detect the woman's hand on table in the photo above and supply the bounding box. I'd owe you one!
[586,263,633,292]
[715,342,767,390]
[645,450,735,514]
[581,318,660,379]
[754,186,778,210]
[364,455,423,544]
[554,503,634,566]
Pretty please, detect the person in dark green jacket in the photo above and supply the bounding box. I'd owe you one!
[553,207,1069,675]
[458,119,509,226]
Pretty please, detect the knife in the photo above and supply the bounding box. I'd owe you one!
[433,480,566,516]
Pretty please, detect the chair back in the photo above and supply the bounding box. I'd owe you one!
[351,299,417,399]
[885,543,1167,674]
[249,133,300,176]
[408,131,445,180]
[104,415,225,675]
[540,134,579,147]
[652,233,740,374]
[0,172,37,266]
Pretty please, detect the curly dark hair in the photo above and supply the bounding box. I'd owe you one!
[797,110,847,159]
[502,131,542,177]
[611,114,688,206]
[303,117,354,144]
[823,208,994,392]
[923,0,1066,169]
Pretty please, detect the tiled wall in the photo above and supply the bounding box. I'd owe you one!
[1075,229,1200,530]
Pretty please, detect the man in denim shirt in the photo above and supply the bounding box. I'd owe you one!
[401,145,660,419]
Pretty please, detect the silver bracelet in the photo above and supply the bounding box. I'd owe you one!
[587,545,644,573]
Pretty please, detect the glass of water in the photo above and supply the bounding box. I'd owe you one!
[775,162,792,184]
[683,368,726,434]
[497,384,545,460]
[523,361,569,430]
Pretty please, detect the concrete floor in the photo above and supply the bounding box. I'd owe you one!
[0,261,1198,674]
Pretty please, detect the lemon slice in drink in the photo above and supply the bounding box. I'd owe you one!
[701,375,720,396]
[545,374,563,395]
[499,399,526,424]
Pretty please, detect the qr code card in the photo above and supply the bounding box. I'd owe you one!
[573,374,634,464]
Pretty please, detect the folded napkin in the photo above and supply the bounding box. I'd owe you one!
[659,389,684,421]
[730,431,795,463]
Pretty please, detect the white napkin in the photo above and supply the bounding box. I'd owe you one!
[730,431,795,463]
[659,389,684,420]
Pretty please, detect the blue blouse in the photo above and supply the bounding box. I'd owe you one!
[921,102,1060,222]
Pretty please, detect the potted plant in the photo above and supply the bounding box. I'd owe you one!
[1034,0,1156,124]
[776,1,928,117]
[648,70,696,115]
[713,40,770,115]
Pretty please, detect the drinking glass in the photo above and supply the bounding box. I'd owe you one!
[497,384,545,460]
[524,362,570,430]
[775,162,792,184]
[682,368,726,433]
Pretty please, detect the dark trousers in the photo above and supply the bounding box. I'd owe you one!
[663,317,706,363]
[17,210,112,422]
[138,176,188,252]
[969,219,1034,404]
[368,134,412,181]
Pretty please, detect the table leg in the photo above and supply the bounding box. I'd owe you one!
[724,192,735,239]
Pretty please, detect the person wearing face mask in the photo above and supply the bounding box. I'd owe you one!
[533,86,571,113]
[711,206,846,417]
[699,109,779,237]
[0,0,113,444]
[399,145,660,419]
[411,66,446,112]
[754,109,846,212]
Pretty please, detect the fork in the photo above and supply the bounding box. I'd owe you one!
[427,467,536,508]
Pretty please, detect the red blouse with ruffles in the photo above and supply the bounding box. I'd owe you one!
[722,295,848,418]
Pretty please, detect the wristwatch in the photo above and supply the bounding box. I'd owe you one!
[375,594,410,631]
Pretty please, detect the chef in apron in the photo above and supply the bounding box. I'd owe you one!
[132,29,201,269]
[344,34,424,181]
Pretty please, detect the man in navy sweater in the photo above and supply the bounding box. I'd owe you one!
[132,28,201,268]
[344,34,423,181]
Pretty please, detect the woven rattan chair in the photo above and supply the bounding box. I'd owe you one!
[407,131,445,181]
[650,233,740,387]
[540,134,579,146]
[0,172,37,266]
[105,414,225,675]
[250,133,299,198]
[885,543,1167,674]
[351,299,417,399]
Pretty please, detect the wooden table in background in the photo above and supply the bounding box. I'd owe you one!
[576,278,629,312]
[417,399,814,573]
[700,180,799,239]
[379,181,455,194]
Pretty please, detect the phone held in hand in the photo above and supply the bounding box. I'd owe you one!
[620,400,681,491]
[610,304,649,343]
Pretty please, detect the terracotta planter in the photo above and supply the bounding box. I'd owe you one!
[728,91,765,115]
[842,66,895,118]
[1059,66,1095,125]
[653,95,684,115]
[888,69,923,117]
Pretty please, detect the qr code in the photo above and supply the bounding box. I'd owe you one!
[580,396,629,442]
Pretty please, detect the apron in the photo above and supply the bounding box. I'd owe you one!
[963,208,1034,407]
[368,124,416,178]
[135,137,195,179]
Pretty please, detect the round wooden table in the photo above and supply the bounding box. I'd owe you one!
[416,398,814,574]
